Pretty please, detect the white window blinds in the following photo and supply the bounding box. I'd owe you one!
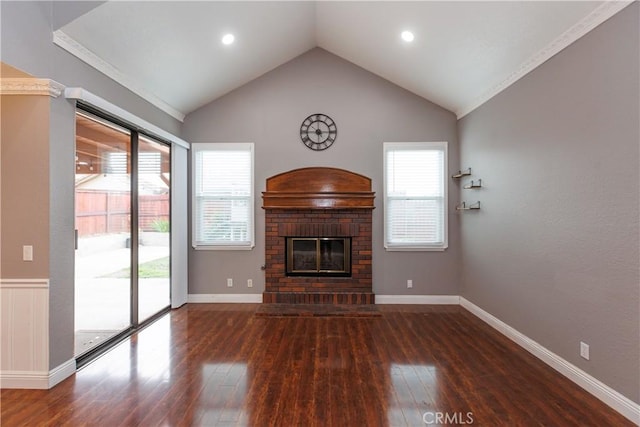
[384,142,448,251]
[192,143,254,250]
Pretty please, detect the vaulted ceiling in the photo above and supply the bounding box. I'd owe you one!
[54,1,631,122]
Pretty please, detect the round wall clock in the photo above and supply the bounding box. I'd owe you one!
[300,113,337,151]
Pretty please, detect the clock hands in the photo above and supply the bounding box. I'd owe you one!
[309,125,326,133]
[309,124,329,143]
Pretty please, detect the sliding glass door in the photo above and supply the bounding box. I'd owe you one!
[75,113,132,356]
[138,135,171,322]
[74,111,171,358]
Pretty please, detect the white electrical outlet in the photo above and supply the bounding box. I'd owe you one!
[227,278,233,287]
[23,245,33,261]
[407,279,413,288]
[580,342,590,360]
[247,279,253,288]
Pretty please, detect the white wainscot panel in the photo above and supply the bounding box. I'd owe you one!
[0,279,49,387]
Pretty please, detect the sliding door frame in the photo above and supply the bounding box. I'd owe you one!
[75,104,172,367]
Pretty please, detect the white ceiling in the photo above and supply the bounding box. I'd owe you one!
[55,1,630,122]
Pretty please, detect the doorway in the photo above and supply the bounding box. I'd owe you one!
[74,111,171,358]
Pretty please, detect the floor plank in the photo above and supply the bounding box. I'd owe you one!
[0,304,634,426]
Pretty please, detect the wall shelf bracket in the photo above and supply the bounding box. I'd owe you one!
[456,201,481,211]
[463,179,482,189]
[452,168,472,179]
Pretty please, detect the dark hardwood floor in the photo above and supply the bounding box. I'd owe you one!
[0,304,634,426]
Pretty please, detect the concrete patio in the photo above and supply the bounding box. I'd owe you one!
[75,243,170,355]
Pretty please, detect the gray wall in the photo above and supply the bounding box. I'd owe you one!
[458,4,639,403]
[1,0,184,369]
[183,48,461,296]
[48,95,76,369]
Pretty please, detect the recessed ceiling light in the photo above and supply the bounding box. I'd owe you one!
[401,31,415,43]
[222,34,235,45]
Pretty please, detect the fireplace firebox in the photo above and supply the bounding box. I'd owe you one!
[286,237,351,276]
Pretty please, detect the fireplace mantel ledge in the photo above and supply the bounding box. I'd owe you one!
[262,191,375,210]
[261,167,375,210]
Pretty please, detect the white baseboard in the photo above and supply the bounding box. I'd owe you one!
[48,358,76,388]
[375,295,460,305]
[0,370,50,389]
[188,293,263,303]
[460,297,640,425]
[1,358,76,389]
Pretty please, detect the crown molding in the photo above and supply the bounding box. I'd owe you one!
[53,30,186,122]
[456,0,634,119]
[0,78,64,97]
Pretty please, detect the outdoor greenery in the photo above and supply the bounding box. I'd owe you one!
[151,218,170,232]
[104,256,169,278]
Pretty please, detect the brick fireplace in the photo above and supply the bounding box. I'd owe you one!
[262,167,375,304]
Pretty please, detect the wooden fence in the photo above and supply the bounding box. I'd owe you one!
[75,190,169,237]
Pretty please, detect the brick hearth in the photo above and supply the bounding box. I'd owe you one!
[262,167,375,304]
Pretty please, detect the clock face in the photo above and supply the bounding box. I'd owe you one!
[300,113,337,151]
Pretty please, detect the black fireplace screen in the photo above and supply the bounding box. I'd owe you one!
[286,237,351,276]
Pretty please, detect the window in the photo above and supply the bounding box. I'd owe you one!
[384,142,448,251]
[192,143,254,250]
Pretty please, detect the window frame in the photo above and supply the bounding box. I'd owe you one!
[191,142,255,250]
[383,141,448,251]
